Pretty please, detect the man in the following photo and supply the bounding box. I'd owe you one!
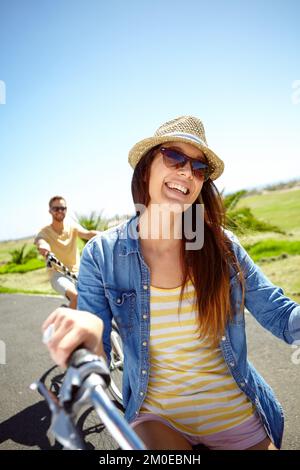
[34,196,100,308]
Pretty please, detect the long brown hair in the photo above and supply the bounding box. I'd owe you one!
[131,146,245,346]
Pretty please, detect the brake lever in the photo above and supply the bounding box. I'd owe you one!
[30,380,86,450]
[59,349,110,410]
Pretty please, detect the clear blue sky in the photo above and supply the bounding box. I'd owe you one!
[0,0,299,240]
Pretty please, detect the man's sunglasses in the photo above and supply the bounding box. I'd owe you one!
[51,206,67,212]
[159,147,211,181]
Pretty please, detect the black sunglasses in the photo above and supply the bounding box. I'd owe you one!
[159,147,211,181]
[51,206,67,212]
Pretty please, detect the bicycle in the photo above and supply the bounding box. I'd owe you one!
[45,252,124,407]
[31,346,145,450]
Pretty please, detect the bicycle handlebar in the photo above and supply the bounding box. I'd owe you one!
[31,345,146,450]
[46,252,78,283]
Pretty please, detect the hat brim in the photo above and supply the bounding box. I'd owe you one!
[128,135,224,181]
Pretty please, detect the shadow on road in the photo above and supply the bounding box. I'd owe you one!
[0,363,118,450]
[0,400,62,449]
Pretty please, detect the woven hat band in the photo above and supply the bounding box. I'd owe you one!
[160,132,208,148]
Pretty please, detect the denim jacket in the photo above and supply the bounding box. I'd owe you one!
[77,215,300,449]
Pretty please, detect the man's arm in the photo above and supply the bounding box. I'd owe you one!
[34,237,51,257]
[76,226,101,241]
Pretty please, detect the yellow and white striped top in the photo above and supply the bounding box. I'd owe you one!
[140,281,255,436]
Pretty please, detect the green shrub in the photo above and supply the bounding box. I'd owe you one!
[76,210,109,232]
[75,210,109,246]
[223,190,248,211]
[9,243,39,265]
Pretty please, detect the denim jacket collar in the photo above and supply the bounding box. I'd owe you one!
[118,215,140,257]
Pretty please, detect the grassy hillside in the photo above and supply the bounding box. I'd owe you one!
[259,255,300,304]
[233,187,300,303]
[236,189,300,232]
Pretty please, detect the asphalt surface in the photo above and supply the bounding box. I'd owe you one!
[0,293,299,450]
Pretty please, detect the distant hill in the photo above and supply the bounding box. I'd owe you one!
[236,188,300,232]
[241,178,300,197]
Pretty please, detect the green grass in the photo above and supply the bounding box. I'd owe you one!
[236,189,300,231]
[0,258,45,274]
[244,240,300,262]
[0,268,57,295]
[257,255,300,304]
[0,286,59,295]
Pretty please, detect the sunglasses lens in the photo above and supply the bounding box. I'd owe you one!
[193,169,209,180]
[161,148,185,168]
[52,206,67,212]
[161,147,210,180]
[191,161,210,180]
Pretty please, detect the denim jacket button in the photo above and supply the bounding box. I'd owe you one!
[142,370,147,375]
[140,392,144,396]
[116,298,121,304]
[240,382,245,387]
[230,362,235,367]
[143,285,148,290]
[222,336,226,341]
[143,314,148,320]
[142,341,147,347]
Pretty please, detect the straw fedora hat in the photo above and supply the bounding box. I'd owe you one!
[128,115,224,181]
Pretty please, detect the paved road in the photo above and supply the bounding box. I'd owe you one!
[0,294,299,450]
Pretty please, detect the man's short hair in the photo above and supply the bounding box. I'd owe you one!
[49,196,66,208]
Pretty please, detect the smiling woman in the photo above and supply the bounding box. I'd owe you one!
[42,115,300,451]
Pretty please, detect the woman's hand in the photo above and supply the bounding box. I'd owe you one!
[42,308,105,368]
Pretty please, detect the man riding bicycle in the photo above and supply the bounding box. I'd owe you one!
[34,195,99,308]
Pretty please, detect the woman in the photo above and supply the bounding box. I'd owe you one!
[43,115,300,450]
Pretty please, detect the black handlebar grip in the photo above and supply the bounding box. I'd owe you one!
[67,347,111,388]
[67,347,95,368]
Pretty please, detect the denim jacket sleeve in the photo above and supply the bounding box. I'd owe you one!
[228,231,300,345]
[77,237,112,362]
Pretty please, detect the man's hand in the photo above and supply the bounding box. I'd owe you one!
[38,246,50,257]
[36,240,51,257]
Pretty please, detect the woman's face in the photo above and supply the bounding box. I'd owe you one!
[147,141,207,211]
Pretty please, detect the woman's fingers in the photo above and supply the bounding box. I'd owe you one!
[42,307,73,332]
[42,308,60,331]
[42,308,105,368]
[47,315,75,351]
[48,328,84,368]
